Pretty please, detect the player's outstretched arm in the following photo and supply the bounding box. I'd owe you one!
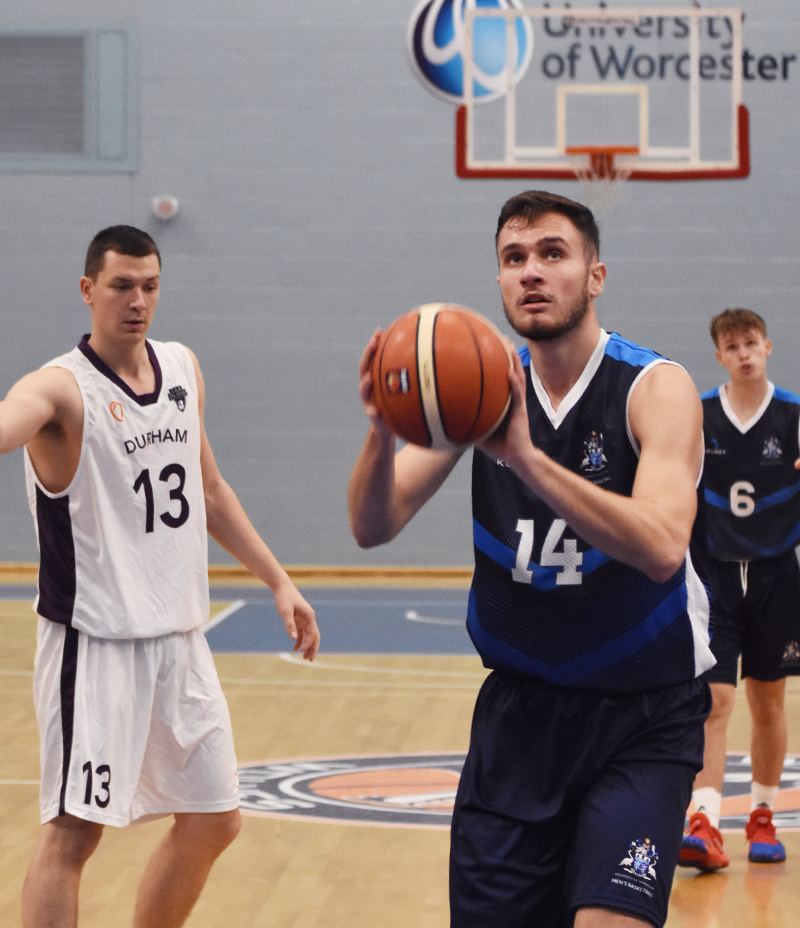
[482,352,703,583]
[348,330,462,547]
[0,368,80,455]
[190,350,320,661]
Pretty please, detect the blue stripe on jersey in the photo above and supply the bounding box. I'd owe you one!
[605,332,663,367]
[466,582,689,686]
[705,479,800,513]
[773,385,800,405]
[700,387,721,400]
[706,518,800,560]
[473,519,610,589]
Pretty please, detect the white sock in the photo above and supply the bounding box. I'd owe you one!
[751,782,779,812]
[693,787,722,829]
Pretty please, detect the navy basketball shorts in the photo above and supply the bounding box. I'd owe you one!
[705,552,800,685]
[449,671,711,928]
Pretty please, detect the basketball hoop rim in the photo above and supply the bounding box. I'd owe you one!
[566,145,640,183]
[564,145,640,157]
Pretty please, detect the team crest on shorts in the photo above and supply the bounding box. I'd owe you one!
[619,838,659,880]
[168,385,187,411]
[782,640,800,664]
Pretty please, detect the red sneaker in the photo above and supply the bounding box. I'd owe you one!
[678,811,730,871]
[746,808,786,863]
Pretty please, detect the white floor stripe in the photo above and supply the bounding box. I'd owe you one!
[277,651,485,678]
[405,610,463,626]
[218,676,482,690]
[200,600,246,633]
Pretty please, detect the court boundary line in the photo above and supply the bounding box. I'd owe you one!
[201,599,246,633]
[0,563,473,588]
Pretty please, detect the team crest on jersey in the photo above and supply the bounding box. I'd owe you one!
[761,435,783,464]
[619,838,658,880]
[109,401,123,422]
[581,431,608,473]
[168,385,188,411]
[782,640,800,664]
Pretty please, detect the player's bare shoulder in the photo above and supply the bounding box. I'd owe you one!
[629,361,703,456]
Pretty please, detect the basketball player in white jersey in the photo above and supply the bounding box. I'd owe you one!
[0,225,320,928]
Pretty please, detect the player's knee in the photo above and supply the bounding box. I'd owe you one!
[708,683,736,722]
[42,815,104,867]
[216,808,242,849]
[177,809,241,856]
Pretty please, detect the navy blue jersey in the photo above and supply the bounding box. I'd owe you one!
[468,331,715,693]
[702,384,800,560]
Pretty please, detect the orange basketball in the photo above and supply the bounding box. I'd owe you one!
[371,303,512,450]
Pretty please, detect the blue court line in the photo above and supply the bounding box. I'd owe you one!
[204,587,474,655]
[0,585,475,655]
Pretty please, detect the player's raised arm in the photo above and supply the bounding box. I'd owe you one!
[348,329,462,548]
[483,355,703,583]
[190,349,320,661]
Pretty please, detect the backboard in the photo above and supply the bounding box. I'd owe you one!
[456,6,749,181]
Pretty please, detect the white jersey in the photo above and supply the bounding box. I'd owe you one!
[25,337,210,639]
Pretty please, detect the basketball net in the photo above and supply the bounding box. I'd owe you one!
[566,146,639,213]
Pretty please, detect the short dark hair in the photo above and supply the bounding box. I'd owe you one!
[84,225,161,280]
[710,308,767,347]
[495,190,600,260]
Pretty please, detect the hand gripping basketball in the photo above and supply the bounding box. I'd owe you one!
[371,304,512,451]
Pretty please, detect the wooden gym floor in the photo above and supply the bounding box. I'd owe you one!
[1,579,799,928]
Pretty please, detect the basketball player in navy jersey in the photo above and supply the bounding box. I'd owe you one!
[678,309,800,871]
[0,226,320,928]
[349,191,714,928]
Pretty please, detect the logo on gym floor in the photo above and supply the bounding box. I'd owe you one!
[237,752,800,830]
[710,752,800,833]
[238,753,464,828]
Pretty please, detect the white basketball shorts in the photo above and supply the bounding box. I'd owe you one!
[34,618,240,826]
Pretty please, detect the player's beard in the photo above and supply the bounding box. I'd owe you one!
[503,280,591,342]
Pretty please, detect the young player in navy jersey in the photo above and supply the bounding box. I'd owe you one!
[0,226,320,928]
[678,309,800,872]
[349,191,714,928]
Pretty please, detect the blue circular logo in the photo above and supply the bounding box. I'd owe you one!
[407,0,534,104]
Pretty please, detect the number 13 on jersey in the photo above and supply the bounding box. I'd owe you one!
[133,464,190,533]
[512,518,583,586]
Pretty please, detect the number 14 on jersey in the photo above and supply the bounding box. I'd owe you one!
[513,518,583,586]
